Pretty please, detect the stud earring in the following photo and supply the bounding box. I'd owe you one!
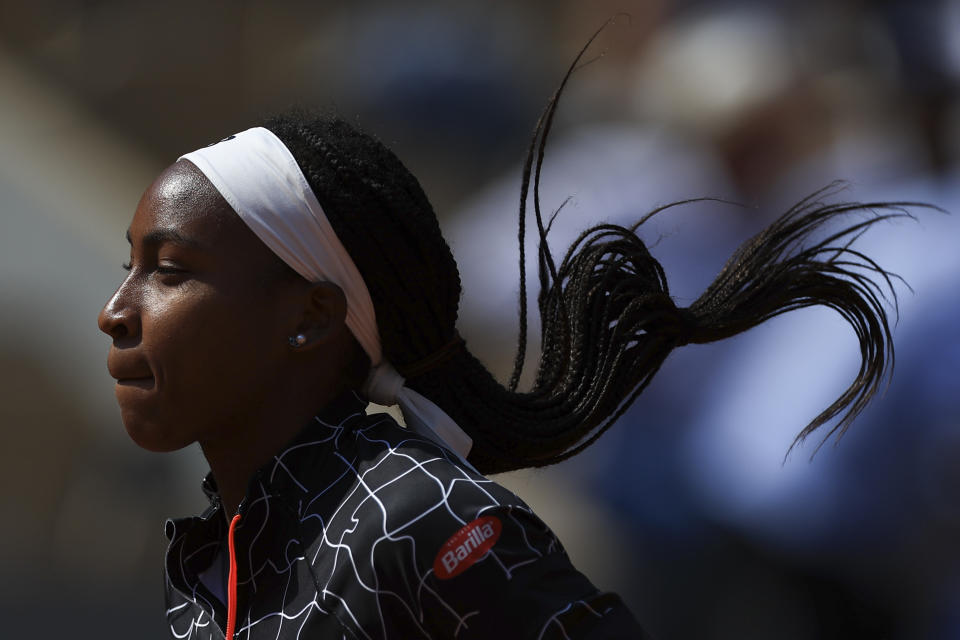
[288,333,307,347]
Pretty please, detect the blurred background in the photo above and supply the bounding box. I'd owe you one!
[1,0,959,638]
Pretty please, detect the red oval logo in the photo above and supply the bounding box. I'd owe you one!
[433,516,502,580]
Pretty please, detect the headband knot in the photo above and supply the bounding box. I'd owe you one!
[362,362,406,406]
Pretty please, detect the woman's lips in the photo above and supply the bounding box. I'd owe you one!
[107,350,154,389]
[116,376,155,390]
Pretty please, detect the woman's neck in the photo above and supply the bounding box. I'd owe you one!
[199,386,342,519]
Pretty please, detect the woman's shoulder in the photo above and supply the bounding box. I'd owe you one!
[343,410,541,524]
[280,409,646,638]
[275,408,540,539]
[284,408,561,564]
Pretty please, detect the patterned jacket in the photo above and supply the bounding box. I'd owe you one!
[164,392,648,639]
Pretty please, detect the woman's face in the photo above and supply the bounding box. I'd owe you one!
[98,161,303,451]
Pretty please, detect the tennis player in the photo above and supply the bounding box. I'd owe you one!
[98,87,912,638]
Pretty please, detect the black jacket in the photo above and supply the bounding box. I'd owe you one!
[164,392,648,639]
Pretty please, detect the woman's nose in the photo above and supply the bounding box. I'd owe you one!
[98,281,140,341]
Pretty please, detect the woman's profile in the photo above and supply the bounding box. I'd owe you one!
[98,68,916,638]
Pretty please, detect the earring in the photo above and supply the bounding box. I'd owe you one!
[288,333,307,348]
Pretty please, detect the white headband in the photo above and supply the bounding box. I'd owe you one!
[180,127,473,462]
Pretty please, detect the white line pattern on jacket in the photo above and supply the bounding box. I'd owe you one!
[163,392,640,639]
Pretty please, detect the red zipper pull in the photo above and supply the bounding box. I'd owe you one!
[225,513,242,640]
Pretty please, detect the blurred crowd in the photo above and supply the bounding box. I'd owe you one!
[1,1,958,638]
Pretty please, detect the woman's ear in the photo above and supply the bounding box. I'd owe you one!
[289,281,348,350]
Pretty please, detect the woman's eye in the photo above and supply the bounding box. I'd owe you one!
[121,261,132,271]
[155,262,190,280]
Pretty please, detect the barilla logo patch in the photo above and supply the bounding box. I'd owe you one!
[433,516,502,580]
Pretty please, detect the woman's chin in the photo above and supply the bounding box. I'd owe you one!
[121,413,194,453]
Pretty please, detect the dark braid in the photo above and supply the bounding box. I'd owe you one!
[264,81,926,475]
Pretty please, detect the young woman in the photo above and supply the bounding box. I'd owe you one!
[98,94,912,637]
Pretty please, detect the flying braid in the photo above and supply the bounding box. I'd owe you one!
[264,75,924,474]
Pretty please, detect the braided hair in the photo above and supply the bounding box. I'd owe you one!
[264,71,920,475]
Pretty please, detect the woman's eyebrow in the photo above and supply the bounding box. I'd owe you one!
[126,228,204,249]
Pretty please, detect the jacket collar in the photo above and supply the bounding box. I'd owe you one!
[164,391,370,619]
